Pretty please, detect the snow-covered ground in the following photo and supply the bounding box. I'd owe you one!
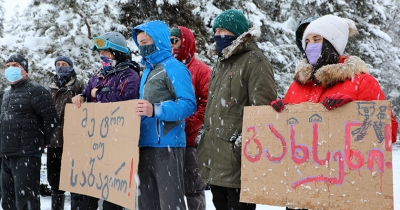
[33,145,400,210]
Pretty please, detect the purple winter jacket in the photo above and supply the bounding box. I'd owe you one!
[82,60,140,102]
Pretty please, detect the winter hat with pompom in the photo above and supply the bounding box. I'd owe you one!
[212,9,249,36]
[302,14,357,55]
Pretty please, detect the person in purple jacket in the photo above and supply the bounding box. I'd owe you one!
[71,31,140,210]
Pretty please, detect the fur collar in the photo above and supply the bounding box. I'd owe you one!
[294,56,370,87]
[208,27,261,59]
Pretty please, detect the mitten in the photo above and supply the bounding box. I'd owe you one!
[270,98,285,112]
[322,94,353,110]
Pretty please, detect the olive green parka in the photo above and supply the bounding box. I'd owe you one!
[196,27,277,188]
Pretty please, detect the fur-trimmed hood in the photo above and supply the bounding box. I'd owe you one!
[208,27,261,59]
[294,56,370,87]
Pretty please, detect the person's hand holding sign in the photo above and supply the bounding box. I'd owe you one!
[270,98,286,112]
[72,95,84,108]
[136,99,154,117]
[322,93,353,110]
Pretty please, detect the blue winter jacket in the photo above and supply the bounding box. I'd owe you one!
[132,20,196,148]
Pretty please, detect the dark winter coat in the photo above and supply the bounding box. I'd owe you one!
[0,90,4,111]
[283,55,398,143]
[82,60,140,103]
[49,76,85,147]
[177,26,211,147]
[196,27,277,188]
[0,79,58,156]
[132,20,196,148]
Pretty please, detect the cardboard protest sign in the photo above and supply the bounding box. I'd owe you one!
[60,100,140,209]
[241,101,394,209]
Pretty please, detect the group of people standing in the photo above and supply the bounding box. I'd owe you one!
[0,8,397,210]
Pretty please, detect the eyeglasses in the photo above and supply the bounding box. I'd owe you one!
[91,37,130,54]
[170,38,180,44]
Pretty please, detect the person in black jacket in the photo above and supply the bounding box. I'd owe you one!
[0,54,58,210]
[0,89,3,200]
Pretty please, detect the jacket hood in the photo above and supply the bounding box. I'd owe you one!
[294,55,370,87]
[175,26,196,63]
[208,27,261,59]
[132,20,173,67]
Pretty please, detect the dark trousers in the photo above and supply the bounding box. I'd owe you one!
[70,193,124,210]
[138,147,186,210]
[1,156,41,210]
[0,158,2,199]
[184,147,206,210]
[47,147,65,194]
[210,185,256,210]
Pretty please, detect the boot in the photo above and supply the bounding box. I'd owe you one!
[51,194,65,210]
[40,184,52,196]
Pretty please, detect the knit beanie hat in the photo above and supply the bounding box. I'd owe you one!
[302,15,357,55]
[6,54,28,72]
[170,27,181,38]
[54,56,74,67]
[212,9,249,36]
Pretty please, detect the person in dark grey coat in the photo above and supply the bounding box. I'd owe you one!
[0,89,3,200]
[48,56,85,210]
[0,54,58,210]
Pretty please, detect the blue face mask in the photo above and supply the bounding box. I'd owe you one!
[138,44,156,57]
[305,43,322,66]
[5,66,23,83]
[214,35,237,53]
[55,66,74,78]
[100,56,115,72]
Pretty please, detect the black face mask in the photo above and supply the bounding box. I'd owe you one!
[214,35,237,53]
[54,71,76,87]
[313,38,339,72]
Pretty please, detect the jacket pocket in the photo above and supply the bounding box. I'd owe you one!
[163,120,181,136]
[215,116,242,142]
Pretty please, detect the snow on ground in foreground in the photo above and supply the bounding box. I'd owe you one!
[33,145,400,210]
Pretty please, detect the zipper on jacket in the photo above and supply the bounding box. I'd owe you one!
[228,71,233,107]
[156,118,161,144]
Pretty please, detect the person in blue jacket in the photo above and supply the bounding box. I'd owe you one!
[132,20,196,210]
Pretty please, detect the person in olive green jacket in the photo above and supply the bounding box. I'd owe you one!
[196,9,277,210]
